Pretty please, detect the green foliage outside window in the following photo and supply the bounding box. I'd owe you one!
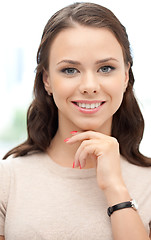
[0,108,27,143]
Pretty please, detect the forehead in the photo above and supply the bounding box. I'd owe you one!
[49,25,124,63]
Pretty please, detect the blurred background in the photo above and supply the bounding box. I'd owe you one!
[0,0,151,159]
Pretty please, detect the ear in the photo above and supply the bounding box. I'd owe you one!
[124,62,130,91]
[43,68,52,94]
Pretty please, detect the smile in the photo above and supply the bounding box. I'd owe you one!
[75,102,103,109]
[72,101,106,114]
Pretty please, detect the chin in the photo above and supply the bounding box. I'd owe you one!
[78,124,102,132]
[76,120,111,134]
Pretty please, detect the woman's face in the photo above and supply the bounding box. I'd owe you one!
[43,25,130,134]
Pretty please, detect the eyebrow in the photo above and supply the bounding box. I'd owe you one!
[57,58,119,65]
[95,58,119,64]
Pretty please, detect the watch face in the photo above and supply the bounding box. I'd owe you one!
[131,199,138,210]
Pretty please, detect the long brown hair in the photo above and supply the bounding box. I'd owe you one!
[3,2,151,166]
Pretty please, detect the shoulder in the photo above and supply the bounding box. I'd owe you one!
[0,151,46,167]
[0,151,48,178]
[120,155,151,194]
[121,155,151,178]
[0,151,47,192]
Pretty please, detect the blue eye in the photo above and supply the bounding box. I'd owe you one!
[99,66,115,73]
[61,68,79,75]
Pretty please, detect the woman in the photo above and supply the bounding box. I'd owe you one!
[0,2,151,240]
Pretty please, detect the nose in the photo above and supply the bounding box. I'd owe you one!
[79,73,100,95]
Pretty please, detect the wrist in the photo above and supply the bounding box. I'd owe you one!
[104,183,131,206]
[107,199,138,217]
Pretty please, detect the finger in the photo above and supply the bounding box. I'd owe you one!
[65,131,105,144]
[74,139,94,163]
[75,144,89,168]
[75,157,86,168]
[75,140,100,168]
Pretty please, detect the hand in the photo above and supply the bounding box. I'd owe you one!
[65,131,125,192]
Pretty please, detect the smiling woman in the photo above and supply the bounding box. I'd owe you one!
[43,26,129,133]
[0,2,151,240]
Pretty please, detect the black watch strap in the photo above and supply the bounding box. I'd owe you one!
[107,200,138,217]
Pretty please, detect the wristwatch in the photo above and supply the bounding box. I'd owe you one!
[107,199,138,217]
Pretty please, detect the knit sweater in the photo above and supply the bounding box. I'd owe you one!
[0,152,151,239]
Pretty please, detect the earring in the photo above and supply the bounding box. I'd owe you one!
[48,91,52,96]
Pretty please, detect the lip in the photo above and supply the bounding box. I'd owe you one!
[73,100,102,104]
[71,100,106,114]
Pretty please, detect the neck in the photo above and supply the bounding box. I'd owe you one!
[47,120,112,169]
[47,128,81,168]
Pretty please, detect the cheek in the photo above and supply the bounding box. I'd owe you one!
[110,83,124,98]
[51,77,76,103]
[104,74,125,99]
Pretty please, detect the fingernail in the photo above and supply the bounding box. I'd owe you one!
[80,163,82,169]
[64,138,70,142]
[74,161,77,168]
[70,131,77,135]
[74,161,80,168]
[73,161,75,168]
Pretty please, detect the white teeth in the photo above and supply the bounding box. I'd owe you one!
[91,103,95,108]
[86,104,90,109]
[76,102,102,109]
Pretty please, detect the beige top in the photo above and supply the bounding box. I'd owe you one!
[0,152,151,239]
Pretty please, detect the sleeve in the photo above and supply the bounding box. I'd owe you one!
[0,160,11,236]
